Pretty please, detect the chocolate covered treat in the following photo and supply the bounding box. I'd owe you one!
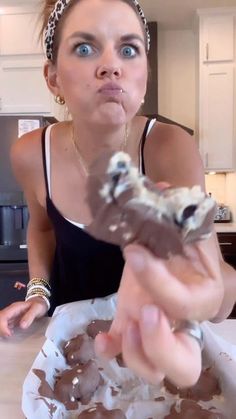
[54,361,101,410]
[86,151,216,259]
[78,403,126,418]
[86,319,112,339]
[64,334,95,365]
[164,400,225,419]
[164,367,221,402]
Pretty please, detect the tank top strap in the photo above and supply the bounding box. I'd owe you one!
[41,125,53,198]
[139,118,156,174]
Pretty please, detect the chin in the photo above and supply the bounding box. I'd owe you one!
[98,102,141,125]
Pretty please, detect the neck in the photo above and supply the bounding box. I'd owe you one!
[71,121,129,159]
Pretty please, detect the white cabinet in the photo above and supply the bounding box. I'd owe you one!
[0,57,52,113]
[200,15,234,62]
[198,9,236,172]
[0,12,42,55]
[0,6,53,115]
[200,65,234,170]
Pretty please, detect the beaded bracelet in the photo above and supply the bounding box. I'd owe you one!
[27,285,51,297]
[27,277,51,290]
[25,277,51,311]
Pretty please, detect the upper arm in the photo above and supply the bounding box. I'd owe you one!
[10,129,53,232]
[144,123,205,189]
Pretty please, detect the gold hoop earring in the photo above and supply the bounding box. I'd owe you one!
[54,95,65,105]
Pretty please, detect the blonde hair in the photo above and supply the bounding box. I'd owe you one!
[40,0,149,63]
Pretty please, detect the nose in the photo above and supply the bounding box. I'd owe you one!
[96,64,122,79]
[96,47,122,79]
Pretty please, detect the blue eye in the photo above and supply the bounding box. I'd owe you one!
[120,45,137,58]
[75,43,93,57]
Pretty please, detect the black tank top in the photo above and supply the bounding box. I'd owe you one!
[41,120,152,315]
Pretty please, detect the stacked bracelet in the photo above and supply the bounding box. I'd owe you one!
[25,277,51,311]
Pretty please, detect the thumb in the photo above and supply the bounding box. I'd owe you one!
[20,303,45,329]
[123,244,151,275]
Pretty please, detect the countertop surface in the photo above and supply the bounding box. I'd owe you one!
[0,317,236,418]
[214,222,236,233]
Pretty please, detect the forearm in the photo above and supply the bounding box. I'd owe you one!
[212,260,236,322]
[27,220,56,282]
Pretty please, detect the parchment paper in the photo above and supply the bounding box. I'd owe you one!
[22,295,236,418]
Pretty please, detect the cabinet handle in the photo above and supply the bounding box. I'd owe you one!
[219,242,233,246]
[206,43,209,61]
[205,152,209,167]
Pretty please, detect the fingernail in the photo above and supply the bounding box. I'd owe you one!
[124,248,145,272]
[141,305,159,330]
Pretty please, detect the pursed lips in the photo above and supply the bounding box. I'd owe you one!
[98,82,124,96]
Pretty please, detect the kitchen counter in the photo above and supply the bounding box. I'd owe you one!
[214,222,236,233]
[0,317,236,418]
[0,317,49,419]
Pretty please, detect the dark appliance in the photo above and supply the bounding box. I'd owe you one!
[0,114,57,309]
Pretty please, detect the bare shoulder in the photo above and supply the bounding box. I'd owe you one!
[144,121,205,189]
[11,128,43,189]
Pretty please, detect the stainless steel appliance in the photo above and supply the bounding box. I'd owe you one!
[0,115,57,309]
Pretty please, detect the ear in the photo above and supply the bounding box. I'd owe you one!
[44,60,62,97]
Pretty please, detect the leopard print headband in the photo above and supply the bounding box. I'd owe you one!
[44,0,151,60]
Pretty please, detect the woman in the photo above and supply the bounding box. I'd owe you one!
[0,0,235,387]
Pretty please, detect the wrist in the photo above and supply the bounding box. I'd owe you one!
[25,294,50,311]
[25,277,51,311]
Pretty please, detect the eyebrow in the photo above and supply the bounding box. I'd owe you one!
[67,31,145,45]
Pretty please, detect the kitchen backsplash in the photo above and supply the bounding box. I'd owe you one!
[205,173,236,222]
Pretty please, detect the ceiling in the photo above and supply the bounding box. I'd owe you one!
[140,0,236,29]
[1,0,236,29]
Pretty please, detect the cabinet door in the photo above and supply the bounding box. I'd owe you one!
[201,15,234,62]
[200,64,235,170]
[0,57,52,114]
[0,12,42,55]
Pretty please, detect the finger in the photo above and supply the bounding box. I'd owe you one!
[124,245,191,317]
[139,305,202,387]
[124,244,219,320]
[122,319,164,385]
[0,301,32,337]
[156,181,170,190]
[95,317,122,360]
[20,302,46,329]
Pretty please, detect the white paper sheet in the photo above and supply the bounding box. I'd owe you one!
[22,295,236,418]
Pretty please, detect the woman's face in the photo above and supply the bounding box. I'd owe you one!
[51,0,148,126]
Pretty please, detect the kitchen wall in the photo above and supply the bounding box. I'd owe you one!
[158,27,236,221]
[158,29,196,131]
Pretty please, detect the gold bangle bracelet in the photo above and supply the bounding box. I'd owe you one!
[27,277,51,290]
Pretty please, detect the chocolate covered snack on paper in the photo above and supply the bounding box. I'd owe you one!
[86,319,113,339]
[63,334,95,366]
[164,400,225,419]
[54,360,101,410]
[78,402,127,418]
[86,151,216,258]
[164,366,221,402]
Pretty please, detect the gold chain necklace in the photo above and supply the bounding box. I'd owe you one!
[71,124,129,176]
